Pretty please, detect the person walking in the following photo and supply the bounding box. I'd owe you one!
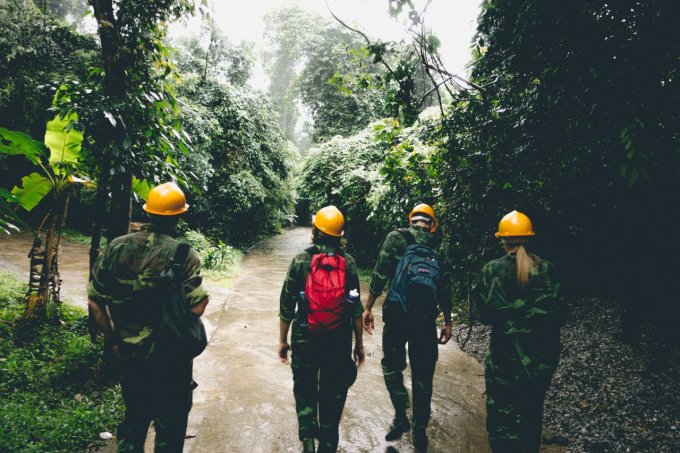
[278,205,365,453]
[362,203,452,452]
[88,182,209,453]
[476,210,565,453]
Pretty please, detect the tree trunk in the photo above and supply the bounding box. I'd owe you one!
[24,192,68,320]
[90,0,132,241]
[107,170,132,240]
[89,160,111,272]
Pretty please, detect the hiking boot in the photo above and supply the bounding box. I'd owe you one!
[413,429,428,452]
[302,437,316,453]
[385,414,411,441]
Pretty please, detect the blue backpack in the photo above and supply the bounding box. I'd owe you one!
[387,229,440,315]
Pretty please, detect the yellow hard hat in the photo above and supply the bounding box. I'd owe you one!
[495,210,535,237]
[143,182,189,216]
[409,203,438,233]
[312,205,344,237]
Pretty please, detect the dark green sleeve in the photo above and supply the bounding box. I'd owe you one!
[474,263,495,325]
[279,252,308,322]
[87,243,113,306]
[184,247,209,307]
[368,232,399,297]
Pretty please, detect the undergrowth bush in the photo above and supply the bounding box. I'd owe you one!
[0,272,123,452]
[180,229,243,283]
[295,113,440,267]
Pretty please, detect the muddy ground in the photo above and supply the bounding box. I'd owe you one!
[0,227,564,452]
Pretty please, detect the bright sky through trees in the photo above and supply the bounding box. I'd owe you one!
[170,0,480,90]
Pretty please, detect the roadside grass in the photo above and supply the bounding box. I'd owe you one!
[0,272,123,452]
[358,267,373,284]
[180,230,243,288]
[61,228,107,248]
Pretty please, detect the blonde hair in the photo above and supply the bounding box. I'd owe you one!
[515,244,535,287]
[502,238,535,288]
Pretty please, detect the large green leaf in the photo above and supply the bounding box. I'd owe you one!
[45,112,84,170]
[0,128,47,165]
[11,173,52,212]
[132,177,152,201]
[0,188,29,234]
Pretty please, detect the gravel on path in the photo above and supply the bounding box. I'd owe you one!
[454,298,680,452]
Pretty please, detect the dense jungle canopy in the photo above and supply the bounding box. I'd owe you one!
[0,0,678,333]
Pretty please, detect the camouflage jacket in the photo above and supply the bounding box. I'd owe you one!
[476,253,564,383]
[279,243,362,333]
[368,227,452,315]
[88,226,208,349]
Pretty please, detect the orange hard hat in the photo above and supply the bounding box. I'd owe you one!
[143,182,189,216]
[312,205,344,237]
[409,203,438,233]
[495,210,535,237]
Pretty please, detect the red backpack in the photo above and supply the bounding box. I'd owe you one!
[304,247,347,333]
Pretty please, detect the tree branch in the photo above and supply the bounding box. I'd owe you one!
[325,0,395,76]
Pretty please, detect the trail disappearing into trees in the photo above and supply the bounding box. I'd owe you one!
[185,227,489,452]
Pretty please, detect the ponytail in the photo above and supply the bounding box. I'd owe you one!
[515,244,535,288]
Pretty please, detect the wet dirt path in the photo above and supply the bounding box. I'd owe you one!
[0,228,566,452]
[185,227,490,453]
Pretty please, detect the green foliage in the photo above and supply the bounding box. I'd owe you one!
[0,189,29,234]
[296,122,388,264]
[0,272,124,452]
[0,0,98,139]
[11,172,52,212]
[45,111,83,170]
[297,0,679,332]
[60,228,108,248]
[296,22,388,143]
[172,22,254,87]
[181,229,242,272]
[263,6,389,146]
[0,128,48,166]
[177,76,294,246]
[296,110,444,265]
[430,0,680,319]
[0,110,88,213]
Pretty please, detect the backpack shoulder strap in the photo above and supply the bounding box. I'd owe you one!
[397,228,416,246]
[305,245,319,256]
[171,242,192,279]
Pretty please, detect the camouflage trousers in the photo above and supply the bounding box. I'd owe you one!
[116,354,194,453]
[381,314,438,430]
[291,326,357,452]
[484,375,552,453]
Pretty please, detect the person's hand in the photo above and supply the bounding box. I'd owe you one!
[362,309,374,335]
[438,324,452,344]
[278,342,291,364]
[354,345,365,367]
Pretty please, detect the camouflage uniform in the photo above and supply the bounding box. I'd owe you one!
[279,244,363,452]
[88,225,208,453]
[369,227,451,432]
[475,252,564,453]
